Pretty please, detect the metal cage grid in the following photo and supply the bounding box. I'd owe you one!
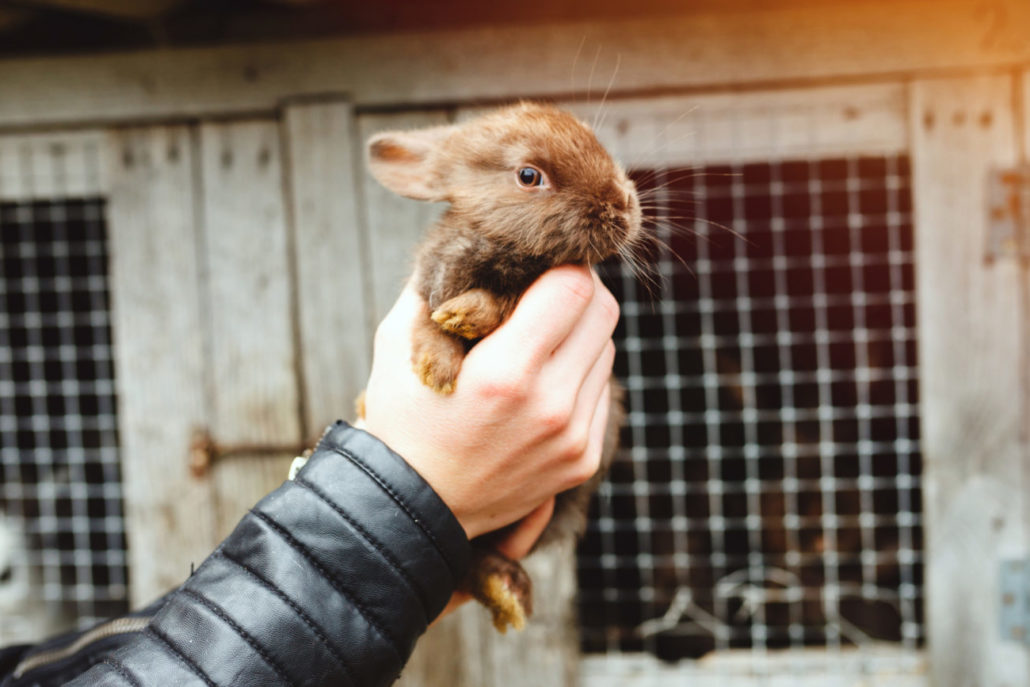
[0,196,129,640]
[577,154,922,660]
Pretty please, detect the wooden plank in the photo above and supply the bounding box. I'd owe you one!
[0,131,107,201]
[461,83,908,171]
[356,110,450,323]
[1025,69,1030,157]
[564,83,908,168]
[910,75,1028,687]
[196,119,302,540]
[1024,68,1030,572]
[282,100,372,435]
[2,1,1030,129]
[106,125,216,604]
[581,649,926,687]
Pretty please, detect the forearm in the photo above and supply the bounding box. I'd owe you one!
[28,422,470,687]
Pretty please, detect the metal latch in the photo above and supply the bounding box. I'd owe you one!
[189,428,313,478]
[987,166,1030,262]
[1000,560,1030,644]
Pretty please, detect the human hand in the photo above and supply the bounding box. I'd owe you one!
[362,265,618,541]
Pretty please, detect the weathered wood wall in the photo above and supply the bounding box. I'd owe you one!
[5,6,1030,685]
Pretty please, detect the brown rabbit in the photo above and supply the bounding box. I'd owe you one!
[365,102,642,632]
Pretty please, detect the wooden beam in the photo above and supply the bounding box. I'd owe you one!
[106,125,218,604]
[0,0,1029,129]
[580,649,926,686]
[282,99,372,436]
[195,119,304,542]
[910,74,1029,687]
[0,130,106,200]
[554,83,909,169]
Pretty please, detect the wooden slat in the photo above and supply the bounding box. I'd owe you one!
[911,75,1029,687]
[106,125,216,604]
[357,110,450,323]
[563,83,908,168]
[1025,68,1030,158]
[1024,67,1030,577]
[2,1,1030,129]
[581,649,926,686]
[459,83,907,174]
[282,100,372,435]
[197,119,302,540]
[0,131,107,201]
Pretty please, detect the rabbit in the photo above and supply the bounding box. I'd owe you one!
[364,101,642,632]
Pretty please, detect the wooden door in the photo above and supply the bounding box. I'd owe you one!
[108,101,370,606]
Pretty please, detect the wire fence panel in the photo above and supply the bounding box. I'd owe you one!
[577,154,921,662]
[0,195,128,642]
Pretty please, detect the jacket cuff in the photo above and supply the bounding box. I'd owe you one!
[297,420,472,619]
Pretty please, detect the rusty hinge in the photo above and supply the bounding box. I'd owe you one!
[189,428,313,477]
[987,166,1030,262]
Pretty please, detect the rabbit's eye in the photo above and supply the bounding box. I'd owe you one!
[517,167,545,187]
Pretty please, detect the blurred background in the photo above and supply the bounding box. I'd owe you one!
[1,1,1028,685]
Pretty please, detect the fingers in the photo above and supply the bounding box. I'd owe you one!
[582,381,613,481]
[549,270,619,387]
[567,338,615,443]
[494,498,556,561]
[477,265,595,372]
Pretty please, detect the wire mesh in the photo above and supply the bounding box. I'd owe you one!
[577,154,922,660]
[0,196,129,642]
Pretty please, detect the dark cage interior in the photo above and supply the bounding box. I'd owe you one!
[0,198,129,637]
[577,155,923,659]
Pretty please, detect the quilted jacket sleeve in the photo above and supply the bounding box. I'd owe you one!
[43,421,470,687]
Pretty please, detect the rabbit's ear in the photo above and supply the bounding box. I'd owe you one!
[367,125,456,201]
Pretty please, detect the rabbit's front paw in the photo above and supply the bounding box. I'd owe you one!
[413,350,462,394]
[431,289,504,340]
[412,303,466,394]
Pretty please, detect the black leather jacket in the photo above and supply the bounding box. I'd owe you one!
[0,422,472,686]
